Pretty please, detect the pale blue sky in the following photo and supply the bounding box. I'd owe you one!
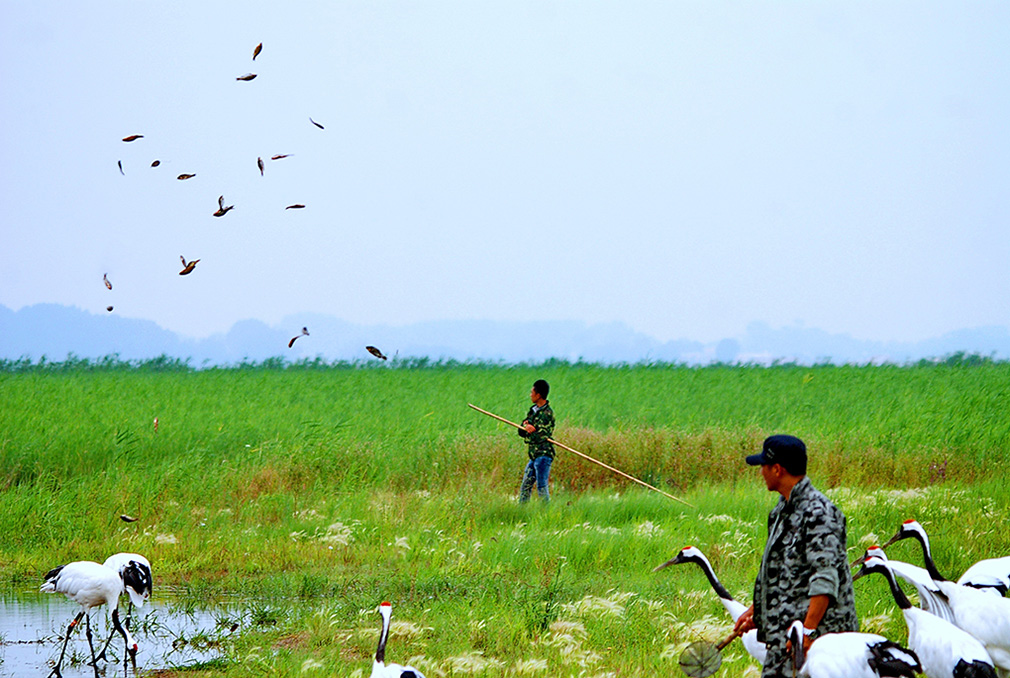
[2,2,1007,344]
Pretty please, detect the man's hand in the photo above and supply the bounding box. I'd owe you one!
[733,605,755,635]
[522,421,536,433]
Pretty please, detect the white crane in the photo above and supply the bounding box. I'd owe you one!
[95,552,152,662]
[853,556,997,678]
[852,545,957,625]
[883,520,1010,675]
[371,602,426,678]
[884,519,1009,595]
[40,560,138,678]
[654,545,766,664]
[786,619,921,678]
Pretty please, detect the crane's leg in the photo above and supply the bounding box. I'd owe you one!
[95,600,133,662]
[83,614,100,678]
[47,611,84,678]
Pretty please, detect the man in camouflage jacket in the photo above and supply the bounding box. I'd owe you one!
[733,435,858,677]
[517,379,555,503]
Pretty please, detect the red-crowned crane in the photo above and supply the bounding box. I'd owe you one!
[40,561,138,678]
[95,552,152,662]
[371,602,426,678]
[883,520,1010,674]
[787,619,921,678]
[852,545,957,625]
[654,545,766,665]
[854,556,997,678]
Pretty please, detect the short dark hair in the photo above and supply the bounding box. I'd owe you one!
[533,379,550,398]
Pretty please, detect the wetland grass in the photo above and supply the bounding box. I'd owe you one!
[1,358,1008,676]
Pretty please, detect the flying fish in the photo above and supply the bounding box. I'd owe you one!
[288,327,309,348]
[213,195,235,217]
[122,135,144,142]
[236,73,257,81]
[253,42,263,60]
[257,157,264,176]
[270,154,291,160]
[179,256,200,275]
[120,514,138,523]
[151,160,161,167]
[285,204,305,209]
[366,346,388,360]
[309,117,324,130]
[177,173,196,180]
[106,306,114,312]
[103,273,112,290]
[118,160,124,175]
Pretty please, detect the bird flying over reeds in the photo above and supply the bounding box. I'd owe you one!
[288,327,309,348]
[253,42,262,60]
[366,346,388,360]
[179,256,200,275]
[236,73,257,81]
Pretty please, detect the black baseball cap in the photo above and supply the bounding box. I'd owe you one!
[746,435,807,473]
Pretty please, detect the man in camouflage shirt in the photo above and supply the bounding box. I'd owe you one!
[517,379,555,503]
[733,435,858,677]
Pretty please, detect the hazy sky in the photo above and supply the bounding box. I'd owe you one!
[2,2,1007,344]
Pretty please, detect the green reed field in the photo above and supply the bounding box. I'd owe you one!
[1,357,1009,677]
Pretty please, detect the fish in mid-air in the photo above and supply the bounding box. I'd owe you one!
[122,134,143,142]
[179,256,200,275]
[288,327,309,348]
[120,514,138,523]
[106,305,114,312]
[236,73,257,81]
[213,195,234,217]
[151,160,161,167]
[309,117,324,130]
[366,346,388,360]
[118,160,124,175]
[253,42,262,60]
[103,273,112,290]
[271,154,291,160]
[177,173,196,180]
[285,204,305,210]
[257,157,264,176]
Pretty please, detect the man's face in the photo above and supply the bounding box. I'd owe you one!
[530,388,541,403]
[760,463,783,492]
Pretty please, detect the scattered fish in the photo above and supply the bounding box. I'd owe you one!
[270,154,291,160]
[366,346,388,360]
[103,273,112,290]
[257,156,264,176]
[151,160,161,167]
[253,42,262,61]
[118,160,124,175]
[288,327,309,348]
[120,514,138,523]
[309,117,324,130]
[177,173,196,180]
[106,306,114,312]
[236,73,257,81]
[179,256,200,275]
[213,195,235,217]
[122,135,144,142]
[285,204,305,209]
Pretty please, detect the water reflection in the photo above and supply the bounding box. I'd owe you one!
[0,592,243,677]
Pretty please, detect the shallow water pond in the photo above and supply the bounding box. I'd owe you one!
[0,592,245,677]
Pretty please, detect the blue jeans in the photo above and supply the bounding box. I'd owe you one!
[519,455,552,503]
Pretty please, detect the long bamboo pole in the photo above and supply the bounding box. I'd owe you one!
[468,403,694,508]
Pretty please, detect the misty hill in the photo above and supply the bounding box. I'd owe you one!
[2,303,1009,365]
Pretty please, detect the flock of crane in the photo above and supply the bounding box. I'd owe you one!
[657,519,1010,678]
[107,41,392,363]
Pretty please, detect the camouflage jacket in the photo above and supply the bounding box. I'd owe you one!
[752,477,858,675]
[517,401,555,458]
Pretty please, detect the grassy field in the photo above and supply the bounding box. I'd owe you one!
[1,358,1008,677]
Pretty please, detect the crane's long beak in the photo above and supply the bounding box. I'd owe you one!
[652,553,685,572]
[849,552,867,568]
[880,531,903,549]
